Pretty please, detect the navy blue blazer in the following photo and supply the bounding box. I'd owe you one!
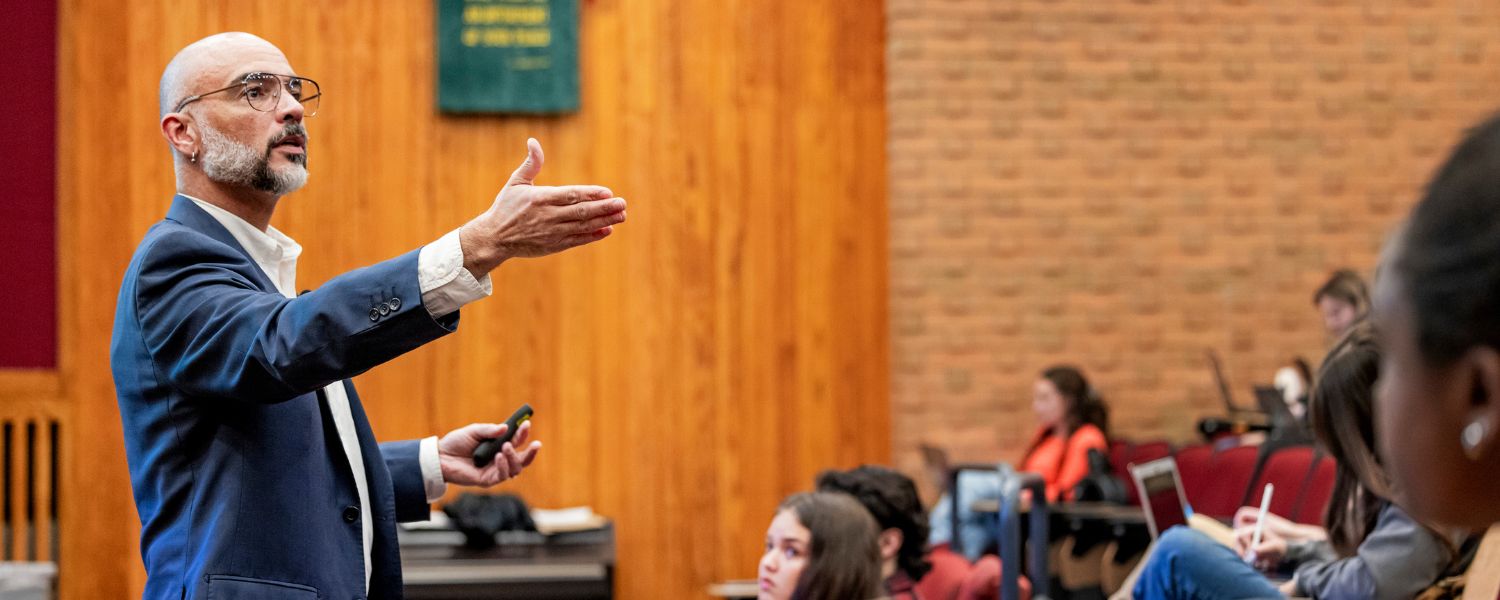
[111,196,460,600]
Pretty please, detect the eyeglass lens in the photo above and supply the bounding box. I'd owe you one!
[244,74,320,116]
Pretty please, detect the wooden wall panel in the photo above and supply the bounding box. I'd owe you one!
[57,0,887,598]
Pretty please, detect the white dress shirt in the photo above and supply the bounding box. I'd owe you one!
[186,196,492,590]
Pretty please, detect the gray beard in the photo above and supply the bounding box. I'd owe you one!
[198,123,308,196]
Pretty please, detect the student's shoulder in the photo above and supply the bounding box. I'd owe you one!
[1071,424,1107,447]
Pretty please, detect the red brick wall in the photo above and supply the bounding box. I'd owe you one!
[888,0,1500,494]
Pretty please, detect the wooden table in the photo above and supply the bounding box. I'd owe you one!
[706,579,758,599]
[399,525,615,599]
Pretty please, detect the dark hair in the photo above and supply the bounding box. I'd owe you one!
[816,466,932,582]
[1306,320,1389,557]
[1041,365,1109,437]
[1291,356,1313,387]
[779,492,883,600]
[1394,113,1500,366]
[1312,269,1371,316]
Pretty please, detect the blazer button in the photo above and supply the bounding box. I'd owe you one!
[368,308,380,322]
[343,505,360,523]
[389,297,401,311]
[378,302,391,316]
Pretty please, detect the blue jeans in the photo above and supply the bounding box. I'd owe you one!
[1133,527,1283,600]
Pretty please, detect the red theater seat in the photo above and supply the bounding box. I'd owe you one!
[1173,443,1216,512]
[1292,455,1336,525]
[1190,444,1259,519]
[1109,441,1133,485]
[1119,440,1173,506]
[1244,445,1319,520]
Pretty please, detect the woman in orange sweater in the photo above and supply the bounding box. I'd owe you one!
[1019,366,1110,502]
[927,366,1112,560]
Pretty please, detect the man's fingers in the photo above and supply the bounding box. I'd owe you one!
[518,441,541,468]
[489,460,512,485]
[506,138,545,187]
[560,197,627,222]
[512,420,531,446]
[558,228,613,250]
[572,210,627,234]
[502,442,523,474]
[477,423,508,442]
[542,185,614,206]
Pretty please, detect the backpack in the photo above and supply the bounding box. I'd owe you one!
[1071,447,1129,504]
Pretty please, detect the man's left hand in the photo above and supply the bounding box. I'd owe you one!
[438,421,542,487]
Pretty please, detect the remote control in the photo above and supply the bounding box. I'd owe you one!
[473,404,534,468]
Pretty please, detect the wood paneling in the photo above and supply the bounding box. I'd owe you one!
[57,0,887,598]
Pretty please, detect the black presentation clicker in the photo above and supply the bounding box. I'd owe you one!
[472,404,534,467]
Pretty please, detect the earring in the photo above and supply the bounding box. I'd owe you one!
[191,150,198,164]
[1462,417,1489,460]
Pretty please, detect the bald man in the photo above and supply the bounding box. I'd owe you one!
[110,33,626,600]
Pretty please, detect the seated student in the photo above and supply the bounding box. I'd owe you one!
[1272,357,1313,421]
[1372,111,1500,534]
[817,466,932,599]
[759,492,885,600]
[1314,269,1370,342]
[1132,322,1469,599]
[1019,365,1111,502]
[928,365,1109,559]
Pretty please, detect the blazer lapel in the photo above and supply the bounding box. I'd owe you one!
[163,194,281,293]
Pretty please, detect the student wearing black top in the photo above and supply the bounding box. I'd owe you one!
[817,466,932,599]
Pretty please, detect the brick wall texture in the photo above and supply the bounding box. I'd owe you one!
[887,0,1500,494]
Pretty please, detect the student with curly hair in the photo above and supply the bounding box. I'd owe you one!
[818,466,933,599]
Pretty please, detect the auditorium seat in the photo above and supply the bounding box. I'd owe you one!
[1108,441,1133,488]
[1118,440,1173,506]
[1243,445,1320,520]
[1290,455,1336,525]
[1128,441,1173,466]
[1099,539,1143,596]
[1189,444,1259,519]
[1173,444,1216,512]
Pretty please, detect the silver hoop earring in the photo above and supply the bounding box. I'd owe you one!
[1462,418,1488,460]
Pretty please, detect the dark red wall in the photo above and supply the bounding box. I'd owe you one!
[0,0,57,368]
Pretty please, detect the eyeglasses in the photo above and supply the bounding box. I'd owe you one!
[173,72,321,117]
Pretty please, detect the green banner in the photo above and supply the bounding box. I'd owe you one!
[436,0,579,114]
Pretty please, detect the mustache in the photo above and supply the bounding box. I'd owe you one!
[266,123,309,150]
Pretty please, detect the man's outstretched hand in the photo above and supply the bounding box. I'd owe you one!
[438,421,542,487]
[458,138,627,278]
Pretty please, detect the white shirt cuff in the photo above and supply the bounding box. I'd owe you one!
[419,435,448,504]
[417,228,493,318]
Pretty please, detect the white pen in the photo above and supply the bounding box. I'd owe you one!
[1245,483,1274,567]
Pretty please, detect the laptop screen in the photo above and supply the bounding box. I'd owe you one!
[1131,458,1189,538]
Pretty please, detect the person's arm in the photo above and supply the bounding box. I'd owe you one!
[1234,506,1328,543]
[135,238,456,402]
[1292,504,1452,600]
[1283,538,1337,565]
[381,439,435,522]
[137,139,623,403]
